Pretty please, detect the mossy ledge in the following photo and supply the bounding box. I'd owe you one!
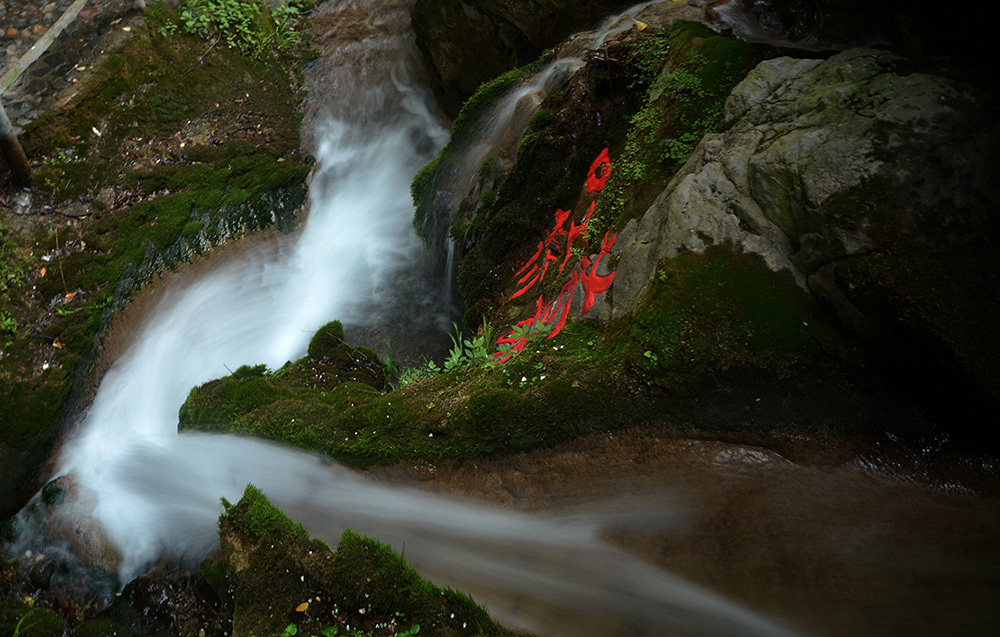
[211,484,518,637]
[181,246,895,473]
[0,4,314,519]
[0,487,520,636]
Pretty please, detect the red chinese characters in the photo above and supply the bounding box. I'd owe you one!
[495,148,616,362]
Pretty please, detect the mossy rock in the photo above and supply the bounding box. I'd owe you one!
[613,247,851,389]
[231,484,309,542]
[307,320,346,359]
[3,607,65,637]
[74,618,138,637]
[0,598,29,637]
[1,17,312,519]
[449,22,785,327]
[217,485,515,637]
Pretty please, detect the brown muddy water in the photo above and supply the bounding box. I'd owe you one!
[368,427,1000,636]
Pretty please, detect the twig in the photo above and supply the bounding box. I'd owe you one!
[55,225,68,296]
[198,36,219,63]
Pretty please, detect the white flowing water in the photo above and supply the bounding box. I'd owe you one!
[441,0,671,222]
[19,0,800,635]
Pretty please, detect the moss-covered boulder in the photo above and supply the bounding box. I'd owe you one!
[307,320,346,359]
[213,485,516,637]
[609,46,1000,438]
[179,320,389,449]
[451,21,783,326]
[0,606,66,637]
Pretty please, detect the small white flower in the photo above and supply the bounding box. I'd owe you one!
[521,376,527,382]
[540,375,546,380]
[359,608,366,615]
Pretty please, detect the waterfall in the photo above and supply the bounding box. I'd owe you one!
[9,1,799,635]
[440,0,670,235]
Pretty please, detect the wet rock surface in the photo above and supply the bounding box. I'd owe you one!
[368,425,1000,636]
[1,0,137,134]
[608,46,1000,433]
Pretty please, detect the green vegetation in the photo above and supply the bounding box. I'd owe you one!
[614,248,852,390]
[228,484,309,542]
[9,607,66,637]
[212,486,514,637]
[411,54,552,248]
[0,6,314,519]
[590,21,781,239]
[308,320,346,359]
[153,0,312,57]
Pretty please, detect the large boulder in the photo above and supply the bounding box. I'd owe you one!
[611,47,1000,424]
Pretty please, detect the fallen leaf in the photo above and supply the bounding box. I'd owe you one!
[53,341,64,349]
[295,602,309,612]
[634,19,648,30]
[64,292,76,302]
[40,267,46,277]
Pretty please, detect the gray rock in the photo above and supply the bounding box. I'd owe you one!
[611,48,1000,318]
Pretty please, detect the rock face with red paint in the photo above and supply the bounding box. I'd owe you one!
[421,7,999,442]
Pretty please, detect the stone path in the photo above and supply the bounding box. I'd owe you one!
[1,0,137,134]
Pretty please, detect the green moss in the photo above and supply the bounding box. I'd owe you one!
[307,320,346,359]
[73,619,138,637]
[199,557,232,602]
[179,373,293,430]
[335,529,498,634]
[593,22,784,237]
[226,484,309,542]
[214,486,512,637]
[616,247,848,391]
[7,607,65,637]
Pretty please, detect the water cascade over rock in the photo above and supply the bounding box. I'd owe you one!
[5,1,803,635]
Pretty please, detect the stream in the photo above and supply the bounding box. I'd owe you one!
[7,1,1000,636]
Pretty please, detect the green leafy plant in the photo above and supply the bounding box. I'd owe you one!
[173,0,306,57]
[444,320,494,372]
[396,359,440,387]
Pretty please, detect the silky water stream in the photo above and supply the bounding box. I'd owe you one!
[4,1,802,635]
